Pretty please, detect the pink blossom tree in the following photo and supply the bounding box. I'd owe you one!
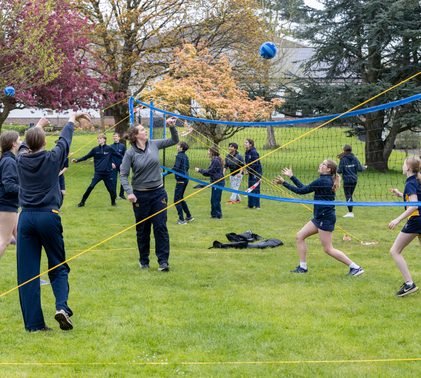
[0,0,118,131]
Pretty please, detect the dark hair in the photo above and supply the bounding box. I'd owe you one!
[23,127,46,154]
[123,124,142,144]
[405,156,421,186]
[178,141,189,151]
[229,142,238,150]
[325,159,341,193]
[0,131,20,160]
[337,145,352,160]
[209,146,224,166]
[245,138,254,147]
[55,139,59,144]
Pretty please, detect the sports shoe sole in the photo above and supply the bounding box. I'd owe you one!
[158,266,170,272]
[55,311,73,330]
[397,286,419,297]
[352,269,364,276]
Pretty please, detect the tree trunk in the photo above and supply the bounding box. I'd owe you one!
[0,100,12,134]
[266,125,276,148]
[364,110,388,171]
[113,101,130,136]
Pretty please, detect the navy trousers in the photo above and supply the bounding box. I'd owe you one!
[174,180,191,221]
[248,172,262,208]
[112,167,125,198]
[344,182,357,212]
[132,186,170,265]
[17,211,72,331]
[211,180,224,219]
[81,172,116,204]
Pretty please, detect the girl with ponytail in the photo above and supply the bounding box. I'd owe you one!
[388,156,421,297]
[0,131,21,260]
[273,159,364,276]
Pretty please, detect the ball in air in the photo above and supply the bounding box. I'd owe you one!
[259,42,277,59]
[4,86,15,97]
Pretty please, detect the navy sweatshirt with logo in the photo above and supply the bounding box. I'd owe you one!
[16,122,73,211]
[76,144,123,173]
[0,151,20,209]
[283,174,336,220]
[337,153,365,183]
[110,142,126,167]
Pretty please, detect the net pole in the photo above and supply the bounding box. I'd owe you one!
[163,110,166,188]
[149,98,154,140]
[129,96,134,127]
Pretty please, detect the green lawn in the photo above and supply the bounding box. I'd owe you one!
[0,132,420,377]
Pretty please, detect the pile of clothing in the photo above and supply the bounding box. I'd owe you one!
[210,230,283,249]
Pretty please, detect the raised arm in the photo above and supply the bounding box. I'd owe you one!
[154,118,180,149]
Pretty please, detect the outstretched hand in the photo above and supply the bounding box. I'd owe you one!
[71,159,77,163]
[166,117,177,127]
[35,117,50,128]
[281,166,293,178]
[389,188,401,197]
[389,218,400,230]
[272,175,284,185]
[69,113,91,124]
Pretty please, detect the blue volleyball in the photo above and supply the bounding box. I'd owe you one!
[4,86,15,97]
[259,42,277,59]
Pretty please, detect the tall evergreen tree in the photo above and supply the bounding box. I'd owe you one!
[278,0,421,171]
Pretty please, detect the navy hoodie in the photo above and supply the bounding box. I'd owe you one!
[283,174,336,220]
[110,142,126,167]
[76,144,123,173]
[168,151,189,181]
[199,157,224,183]
[337,153,365,183]
[245,147,262,175]
[16,122,73,211]
[0,151,20,209]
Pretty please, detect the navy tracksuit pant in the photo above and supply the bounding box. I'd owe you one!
[17,211,72,331]
[132,186,170,265]
[81,172,116,204]
[344,182,357,212]
[248,172,262,208]
[211,180,224,219]
[174,179,191,221]
[112,167,125,198]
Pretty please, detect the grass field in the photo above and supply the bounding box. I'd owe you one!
[1,132,421,377]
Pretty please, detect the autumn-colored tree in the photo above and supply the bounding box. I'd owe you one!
[143,44,281,145]
[0,0,111,131]
[77,0,266,135]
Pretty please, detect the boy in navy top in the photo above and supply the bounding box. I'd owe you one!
[274,159,364,277]
[110,132,126,200]
[72,134,123,207]
[163,141,194,225]
[389,156,421,297]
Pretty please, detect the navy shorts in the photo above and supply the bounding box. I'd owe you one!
[311,216,336,232]
[401,216,421,234]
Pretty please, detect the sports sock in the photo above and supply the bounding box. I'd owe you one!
[300,262,307,269]
[406,281,414,286]
[349,262,359,269]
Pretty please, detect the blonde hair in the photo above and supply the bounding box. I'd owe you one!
[325,159,341,193]
[97,134,106,141]
[405,156,421,186]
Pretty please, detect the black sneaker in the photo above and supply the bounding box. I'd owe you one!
[185,216,195,222]
[175,219,187,225]
[111,202,118,207]
[139,262,150,269]
[158,262,170,272]
[54,310,73,330]
[30,326,53,333]
[396,282,419,297]
[290,266,308,273]
[119,195,127,200]
[77,202,85,207]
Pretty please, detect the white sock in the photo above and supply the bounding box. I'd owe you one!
[406,281,414,286]
[300,262,307,269]
[349,262,359,269]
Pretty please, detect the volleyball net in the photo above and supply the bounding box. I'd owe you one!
[130,92,421,206]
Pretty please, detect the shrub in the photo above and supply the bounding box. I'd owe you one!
[2,124,27,134]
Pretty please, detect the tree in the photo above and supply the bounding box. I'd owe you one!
[277,0,421,171]
[143,44,281,145]
[77,0,267,135]
[0,0,111,131]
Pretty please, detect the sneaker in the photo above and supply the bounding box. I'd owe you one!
[225,200,234,204]
[111,202,118,207]
[30,326,53,333]
[290,266,308,273]
[10,236,16,245]
[343,213,354,218]
[185,216,195,222]
[77,202,85,207]
[245,206,253,209]
[396,282,419,297]
[234,200,242,204]
[139,262,150,269]
[255,207,261,210]
[54,310,73,331]
[158,262,170,272]
[175,219,187,225]
[40,278,50,286]
[119,195,127,200]
[346,266,364,276]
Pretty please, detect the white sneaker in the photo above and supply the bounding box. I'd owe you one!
[343,213,354,218]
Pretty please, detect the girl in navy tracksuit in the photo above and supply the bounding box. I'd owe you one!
[388,156,421,297]
[195,146,225,219]
[337,145,367,217]
[16,113,89,332]
[244,138,262,209]
[274,159,364,276]
[0,131,21,260]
